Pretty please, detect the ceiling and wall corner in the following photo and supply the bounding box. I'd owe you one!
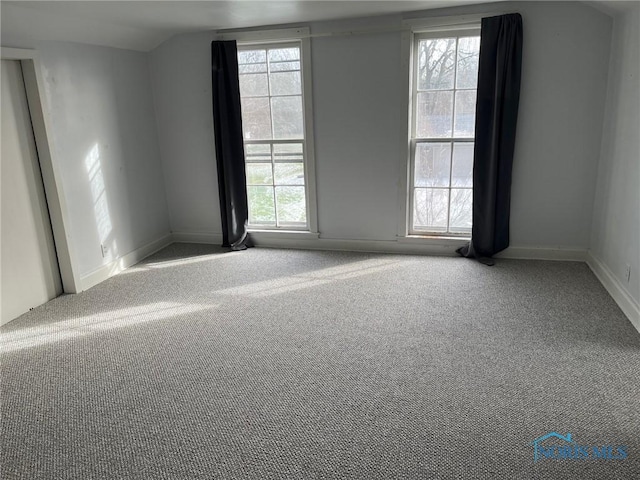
[1,1,494,52]
[1,1,625,53]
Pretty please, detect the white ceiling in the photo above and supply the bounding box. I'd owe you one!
[584,0,639,16]
[1,1,627,52]
[1,0,490,51]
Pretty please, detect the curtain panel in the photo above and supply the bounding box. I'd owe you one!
[212,40,250,250]
[457,13,523,264]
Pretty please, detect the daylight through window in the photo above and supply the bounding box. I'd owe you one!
[410,30,480,235]
[238,43,309,229]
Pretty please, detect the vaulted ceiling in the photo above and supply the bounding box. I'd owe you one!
[1,1,625,52]
[1,1,494,51]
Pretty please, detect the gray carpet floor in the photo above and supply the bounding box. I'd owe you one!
[1,243,639,479]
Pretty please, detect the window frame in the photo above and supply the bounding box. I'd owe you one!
[219,28,318,234]
[409,27,480,237]
[398,18,484,241]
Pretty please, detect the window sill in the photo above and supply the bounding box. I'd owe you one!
[397,235,469,245]
[248,229,320,241]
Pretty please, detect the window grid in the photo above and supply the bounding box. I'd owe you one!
[410,30,480,236]
[238,43,308,230]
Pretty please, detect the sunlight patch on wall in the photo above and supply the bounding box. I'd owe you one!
[85,143,118,260]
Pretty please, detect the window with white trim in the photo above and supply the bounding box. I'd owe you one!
[238,42,312,230]
[410,29,480,235]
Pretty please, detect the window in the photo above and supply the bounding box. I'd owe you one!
[237,42,313,230]
[409,29,480,236]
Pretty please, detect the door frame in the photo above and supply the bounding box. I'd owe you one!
[2,47,80,293]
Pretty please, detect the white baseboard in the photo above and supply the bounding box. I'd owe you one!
[171,232,223,245]
[171,232,590,261]
[252,236,588,260]
[252,235,462,256]
[496,246,587,261]
[79,233,173,292]
[172,231,458,255]
[172,231,462,255]
[586,252,640,333]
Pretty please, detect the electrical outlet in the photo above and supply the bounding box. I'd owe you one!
[101,244,108,258]
[625,264,631,283]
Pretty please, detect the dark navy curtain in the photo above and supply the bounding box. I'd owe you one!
[212,40,249,250]
[457,14,523,265]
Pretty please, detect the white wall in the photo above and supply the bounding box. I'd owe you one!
[150,1,612,252]
[590,5,640,306]
[34,42,171,279]
[492,2,610,250]
[149,32,221,236]
[311,15,405,241]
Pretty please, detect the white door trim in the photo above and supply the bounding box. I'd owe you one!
[2,47,80,293]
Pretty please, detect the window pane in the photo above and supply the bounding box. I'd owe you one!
[268,47,300,62]
[418,38,456,90]
[270,61,300,72]
[238,50,266,64]
[273,142,303,162]
[456,37,480,89]
[270,71,301,96]
[248,186,276,225]
[241,97,272,140]
[245,144,271,162]
[452,143,474,187]
[415,143,451,187]
[449,188,473,232]
[239,64,267,74]
[274,163,304,185]
[272,96,303,139]
[413,188,449,231]
[239,73,268,97]
[246,163,273,185]
[238,50,267,74]
[416,91,453,138]
[276,186,306,225]
[454,90,476,138]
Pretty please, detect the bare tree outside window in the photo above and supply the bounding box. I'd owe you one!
[411,33,480,235]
